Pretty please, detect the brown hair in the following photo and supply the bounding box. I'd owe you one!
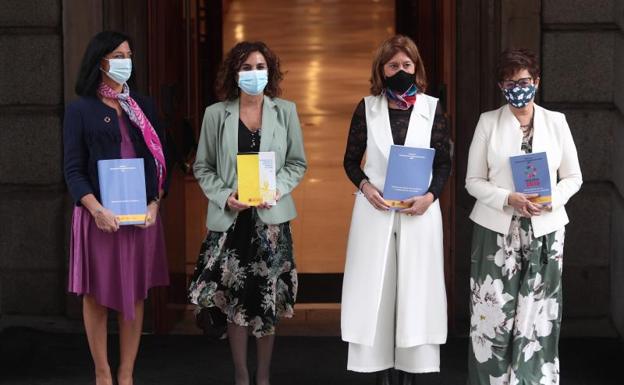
[215,41,283,101]
[497,48,540,82]
[370,35,427,95]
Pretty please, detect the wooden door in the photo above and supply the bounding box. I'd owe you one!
[147,0,457,334]
[396,0,457,331]
[146,0,223,333]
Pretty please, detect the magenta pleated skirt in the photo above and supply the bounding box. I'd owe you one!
[68,205,170,320]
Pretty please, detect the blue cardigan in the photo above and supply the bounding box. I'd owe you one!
[63,93,169,206]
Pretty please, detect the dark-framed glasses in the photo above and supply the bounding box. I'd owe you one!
[501,77,533,90]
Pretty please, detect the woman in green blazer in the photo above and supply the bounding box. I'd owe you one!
[189,41,307,385]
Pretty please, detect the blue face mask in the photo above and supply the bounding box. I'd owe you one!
[502,84,536,108]
[102,58,132,85]
[238,70,268,96]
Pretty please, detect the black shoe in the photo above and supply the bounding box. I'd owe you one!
[375,369,393,385]
[397,370,415,385]
[397,371,441,385]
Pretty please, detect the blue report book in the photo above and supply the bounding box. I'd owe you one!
[383,145,435,209]
[509,152,552,206]
[97,158,147,225]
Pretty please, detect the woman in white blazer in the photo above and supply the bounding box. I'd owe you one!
[341,35,451,385]
[465,49,582,385]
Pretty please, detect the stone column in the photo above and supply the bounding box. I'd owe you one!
[0,0,67,318]
[611,0,624,339]
[541,0,621,337]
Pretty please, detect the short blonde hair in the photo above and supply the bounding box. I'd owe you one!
[370,35,427,95]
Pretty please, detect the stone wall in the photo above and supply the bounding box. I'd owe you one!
[611,0,624,337]
[541,0,622,336]
[0,0,68,317]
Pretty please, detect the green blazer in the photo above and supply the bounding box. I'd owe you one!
[193,96,307,232]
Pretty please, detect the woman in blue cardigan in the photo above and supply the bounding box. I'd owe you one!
[63,31,169,385]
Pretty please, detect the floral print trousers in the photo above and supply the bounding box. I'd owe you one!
[469,216,565,385]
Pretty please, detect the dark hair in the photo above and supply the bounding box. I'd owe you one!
[497,48,540,82]
[216,41,283,101]
[370,35,427,95]
[75,31,135,97]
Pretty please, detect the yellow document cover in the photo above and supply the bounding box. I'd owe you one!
[237,152,276,206]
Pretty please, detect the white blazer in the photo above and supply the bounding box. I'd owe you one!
[465,103,582,237]
[341,94,447,347]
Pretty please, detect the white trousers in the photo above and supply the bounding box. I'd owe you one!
[347,213,440,373]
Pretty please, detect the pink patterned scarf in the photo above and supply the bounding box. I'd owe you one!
[384,84,418,110]
[98,82,166,190]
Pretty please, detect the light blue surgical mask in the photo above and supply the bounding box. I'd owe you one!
[102,58,132,85]
[238,70,268,96]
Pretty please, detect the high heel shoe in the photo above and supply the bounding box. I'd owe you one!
[375,369,392,385]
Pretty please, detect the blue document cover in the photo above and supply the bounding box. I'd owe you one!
[97,158,147,225]
[383,145,435,209]
[509,152,552,206]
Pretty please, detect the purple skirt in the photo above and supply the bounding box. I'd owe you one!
[68,206,169,320]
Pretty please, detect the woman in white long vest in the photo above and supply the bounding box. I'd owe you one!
[341,35,451,385]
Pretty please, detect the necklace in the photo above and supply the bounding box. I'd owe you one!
[249,128,261,149]
[519,112,534,135]
[520,122,533,132]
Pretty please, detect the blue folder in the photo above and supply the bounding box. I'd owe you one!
[383,145,435,209]
[97,158,147,225]
[509,152,552,206]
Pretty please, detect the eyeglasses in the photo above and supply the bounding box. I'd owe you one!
[500,77,533,90]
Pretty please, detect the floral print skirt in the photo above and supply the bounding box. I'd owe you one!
[189,208,297,338]
[468,216,565,385]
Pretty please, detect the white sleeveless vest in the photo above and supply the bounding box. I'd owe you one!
[341,94,448,347]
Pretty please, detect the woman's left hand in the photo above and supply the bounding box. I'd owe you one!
[524,201,544,217]
[136,201,159,228]
[399,193,434,216]
[257,190,281,210]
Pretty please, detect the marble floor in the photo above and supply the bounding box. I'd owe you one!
[223,0,395,273]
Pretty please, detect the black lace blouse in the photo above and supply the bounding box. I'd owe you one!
[239,119,261,152]
[343,98,452,200]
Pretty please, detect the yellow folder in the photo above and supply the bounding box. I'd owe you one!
[237,152,276,206]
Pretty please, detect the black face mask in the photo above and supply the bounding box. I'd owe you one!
[385,70,415,94]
